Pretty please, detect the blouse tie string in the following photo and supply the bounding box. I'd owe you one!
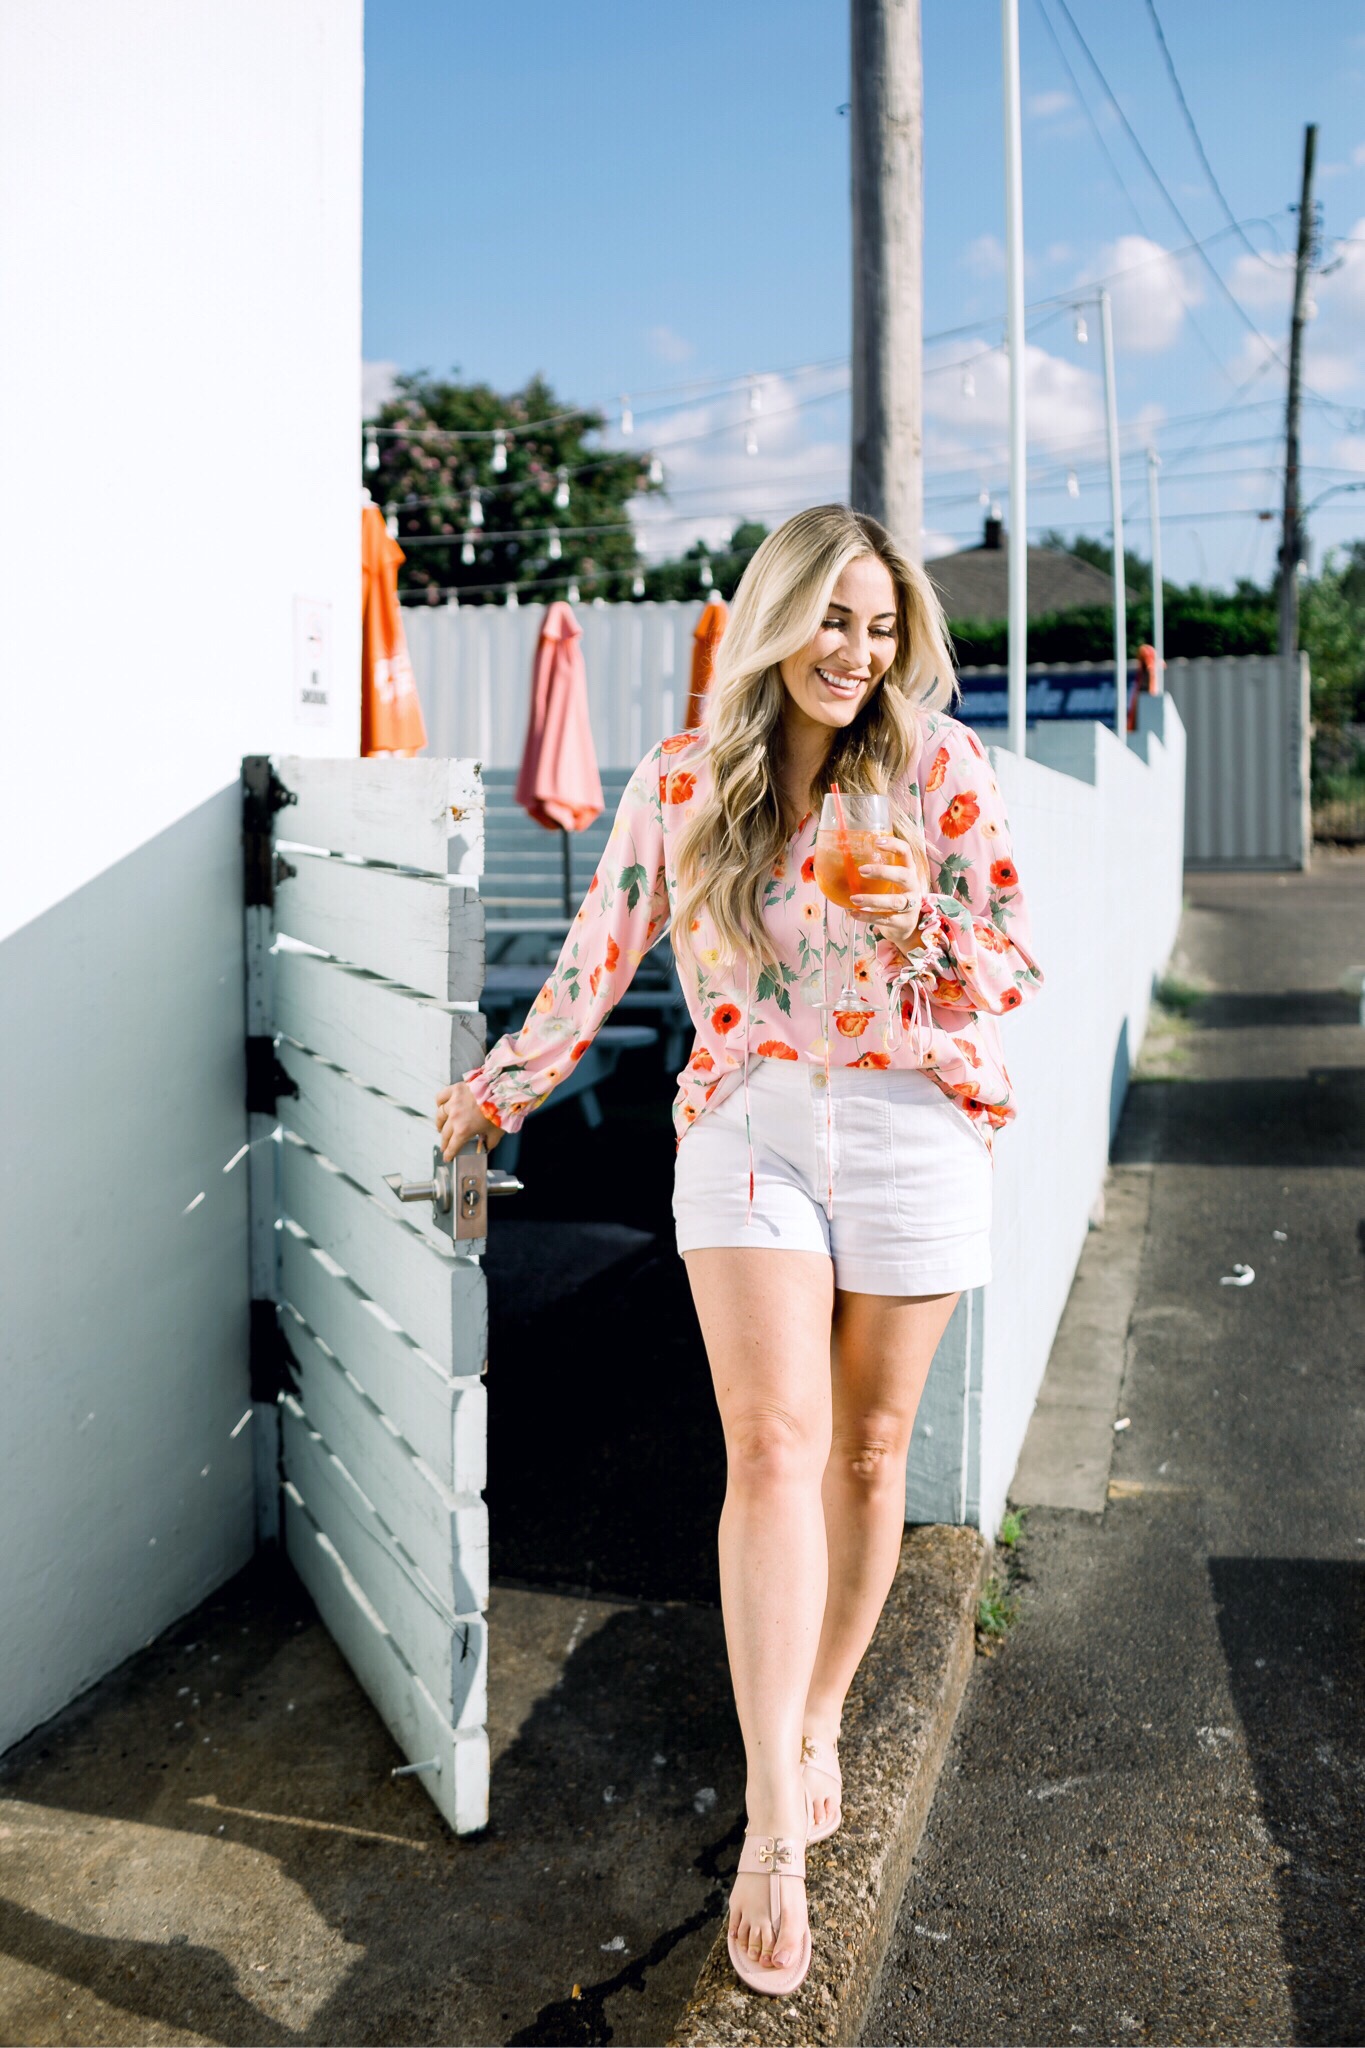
[743,951,755,1227]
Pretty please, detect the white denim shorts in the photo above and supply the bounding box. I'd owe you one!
[672,1059,993,1295]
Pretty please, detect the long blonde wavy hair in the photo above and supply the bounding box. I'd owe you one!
[668,503,957,976]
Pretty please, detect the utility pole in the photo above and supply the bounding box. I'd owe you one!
[1098,288,1127,736]
[1279,122,1317,656]
[1001,0,1028,754]
[850,0,924,561]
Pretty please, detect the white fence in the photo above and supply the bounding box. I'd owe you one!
[406,599,712,769]
[1162,652,1310,870]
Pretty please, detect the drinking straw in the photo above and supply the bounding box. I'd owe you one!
[829,780,862,898]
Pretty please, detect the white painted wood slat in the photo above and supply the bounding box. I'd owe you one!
[281,1307,488,1615]
[276,1039,479,1258]
[275,852,484,1001]
[278,1132,486,1376]
[283,1477,489,1835]
[280,1219,485,1494]
[281,1403,487,1730]
[274,756,485,877]
[273,947,484,1115]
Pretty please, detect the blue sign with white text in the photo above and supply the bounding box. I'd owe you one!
[957,669,1131,727]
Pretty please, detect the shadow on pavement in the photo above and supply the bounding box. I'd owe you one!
[1115,1070,1365,1168]
[1209,1557,1365,2047]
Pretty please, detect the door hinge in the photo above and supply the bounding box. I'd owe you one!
[249,1300,298,1403]
[246,1035,299,1115]
[242,756,298,907]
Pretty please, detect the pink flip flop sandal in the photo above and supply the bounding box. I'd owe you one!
[801,1734,842,1843]
[726,1831,812,1997]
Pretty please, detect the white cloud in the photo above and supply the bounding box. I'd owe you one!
[1230,214,1365,398]
[925,339,1105,457]
[646,324,696,364]
[1088,236,1204,352]
[962,233,1006,278]
[620,367,851,560]
[1027,89,1074,120]
[1352,142,1365,166]
[362,358,399,416]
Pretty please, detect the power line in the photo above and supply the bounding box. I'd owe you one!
[1048,0,1291,374]
[1138,0,1266,263]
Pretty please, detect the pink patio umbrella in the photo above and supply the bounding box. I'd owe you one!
[516,600,604,834]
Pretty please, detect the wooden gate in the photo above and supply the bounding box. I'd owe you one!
[242,755,508,1833]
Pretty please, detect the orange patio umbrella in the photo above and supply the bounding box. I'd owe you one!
[360,501,428,756]
[685,594,728,731]
[516,600,604,834]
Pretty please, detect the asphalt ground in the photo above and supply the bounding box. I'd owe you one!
[865,854,1365,2048]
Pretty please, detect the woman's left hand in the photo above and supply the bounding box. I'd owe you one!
[850,833,926,952]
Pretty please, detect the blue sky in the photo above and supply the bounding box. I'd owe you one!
[363,1,1365,590]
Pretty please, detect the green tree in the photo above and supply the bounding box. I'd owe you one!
[1301,542,1365,735]
[641,521,769,602]
[366,372,656,604]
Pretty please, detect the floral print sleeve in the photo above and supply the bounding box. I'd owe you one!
[463,744,671,1132]
[876,714,1043,1017]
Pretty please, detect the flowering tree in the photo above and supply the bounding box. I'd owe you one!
[366,372,656,604]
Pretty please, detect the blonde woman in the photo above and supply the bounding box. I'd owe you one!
[436,505,1042,1997]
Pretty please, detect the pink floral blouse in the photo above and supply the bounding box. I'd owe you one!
[464,711,1043,1185]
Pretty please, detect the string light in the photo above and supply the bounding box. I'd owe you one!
[365,432,380,471]
[468,487,484,528]
[491,430,507,473]
[1066,469,1080,499]
[386,507,399,538]
[745,428,759,456]
[1074,311,1089,344]
[631,573,645,597]
[505,585,519,606]
[748,379,763,415]
[547,530,562,560]
[961,369,976,399]
[554,466,571,509]
[461,534,476,565]
[566,580,581,602]
[978,489,991,507]
[648,455,664,485]
[699,556,713,589]
[620,396,633,435]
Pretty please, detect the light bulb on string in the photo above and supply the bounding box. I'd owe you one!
[699,557,713,590]
[461,534,476,566]
[505,585,519,607]
[365,431,380,471]
[491,431,507,473]
[1073,311,1089,344]
[547,531,562,561]
[745,427,759,456]
[566,581,581,603]
[620,396,633,436]
[554,466,570,509]
[961,368,976,399]
[978,489,991,508]
[648,455,664,486]
[385,507,399,539]
[468,487,484,528]
[631,573,645,598]
[1066,470,1080,500]
[748,379,762,415]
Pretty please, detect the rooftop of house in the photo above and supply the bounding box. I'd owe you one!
[926,515,1128,622]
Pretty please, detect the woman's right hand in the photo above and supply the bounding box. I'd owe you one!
[435,1080,505,1163]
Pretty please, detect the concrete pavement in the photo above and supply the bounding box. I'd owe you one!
[865,854,1365,2047]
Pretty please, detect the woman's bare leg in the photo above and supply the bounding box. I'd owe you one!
[801,1289,960,1830]
[683,1245,835,1973]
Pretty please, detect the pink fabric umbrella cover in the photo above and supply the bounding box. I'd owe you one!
[515,600,604,831]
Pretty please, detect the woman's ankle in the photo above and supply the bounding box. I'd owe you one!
[801,1696,844,1746]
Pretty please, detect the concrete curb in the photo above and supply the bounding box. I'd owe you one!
[668,1524,992,2047]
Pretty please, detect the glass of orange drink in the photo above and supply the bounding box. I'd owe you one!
[813,792,914,1021]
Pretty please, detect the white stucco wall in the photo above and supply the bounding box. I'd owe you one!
[0,0,363,1756]
[907,699,1186,1535]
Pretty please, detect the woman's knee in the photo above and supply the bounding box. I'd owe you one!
[725,1403,828,1493]
[829,1416,913,1496]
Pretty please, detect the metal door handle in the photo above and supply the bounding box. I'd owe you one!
[384,1143,522,1240]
